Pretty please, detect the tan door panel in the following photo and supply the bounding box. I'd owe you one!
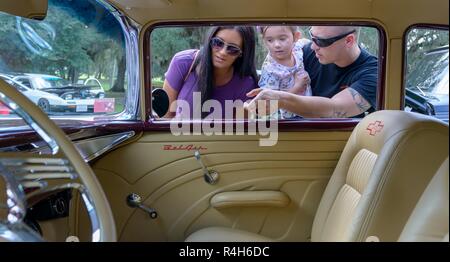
[88,131,350,241]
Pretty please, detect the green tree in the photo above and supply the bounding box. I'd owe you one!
[0,2,125,89]
[406,28,448,74]
[151,27,206,82]
[357,27,379,56]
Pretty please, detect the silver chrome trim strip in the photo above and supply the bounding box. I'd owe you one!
[2,131,136,162]
[74,131,135,162]
[96,0,142,121]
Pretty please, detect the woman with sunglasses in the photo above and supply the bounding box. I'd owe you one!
[246,26,378,119]
[163,26,258,119]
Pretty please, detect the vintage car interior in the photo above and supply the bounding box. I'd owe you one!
[0,0,448,242]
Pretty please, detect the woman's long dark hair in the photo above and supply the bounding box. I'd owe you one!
[193,26,258,111]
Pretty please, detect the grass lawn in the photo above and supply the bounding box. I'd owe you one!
[152,78,164,88]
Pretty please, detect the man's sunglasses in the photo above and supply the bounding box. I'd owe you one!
[210,37,242,56]
[309,30,356,48]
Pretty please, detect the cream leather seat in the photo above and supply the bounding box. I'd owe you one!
[186,110,449,242]
[399,157,449,242]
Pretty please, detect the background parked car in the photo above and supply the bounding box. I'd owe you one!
[83,77,105,98]
[0,74,94,113]
[13,73,105,100]
[405,46,449,122]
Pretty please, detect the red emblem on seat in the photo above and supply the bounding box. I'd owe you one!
[366,120,384,136]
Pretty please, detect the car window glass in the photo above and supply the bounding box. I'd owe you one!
[17,79,31,88]
[404,28,449,123]
[150,25,380,120]
[0,0,127,125]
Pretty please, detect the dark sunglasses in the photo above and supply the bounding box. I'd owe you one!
[210,37,242,56]
[309,29,356,48]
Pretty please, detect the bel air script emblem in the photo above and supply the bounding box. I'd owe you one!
[163,144,207,151]
[366,120,384,136]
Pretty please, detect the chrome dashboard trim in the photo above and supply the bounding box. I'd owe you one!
[74,131,135,162]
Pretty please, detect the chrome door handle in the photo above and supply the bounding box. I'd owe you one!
[194,151,219,185]
[126,193,157,219]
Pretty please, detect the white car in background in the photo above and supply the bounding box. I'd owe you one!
[83,77,106,98]
[0,74,94,113]
[13,73,105,99]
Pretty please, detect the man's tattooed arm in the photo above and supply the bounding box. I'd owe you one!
[332,109,348,118]
[348,88,371,113]
[326,88,371,118]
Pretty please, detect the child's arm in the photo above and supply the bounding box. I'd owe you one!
[287,71,310,95]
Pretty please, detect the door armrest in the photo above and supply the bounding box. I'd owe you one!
[210,191,290,209]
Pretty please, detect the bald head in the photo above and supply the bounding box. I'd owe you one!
[311,26,357,39]
[309,26,361,67]
[334,26,357,35]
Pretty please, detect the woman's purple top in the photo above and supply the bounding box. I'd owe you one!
[165,49,257,118]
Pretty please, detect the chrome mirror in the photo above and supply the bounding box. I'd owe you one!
[152,88,169,118]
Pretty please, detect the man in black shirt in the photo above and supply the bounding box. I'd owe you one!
[247,26,378,118]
